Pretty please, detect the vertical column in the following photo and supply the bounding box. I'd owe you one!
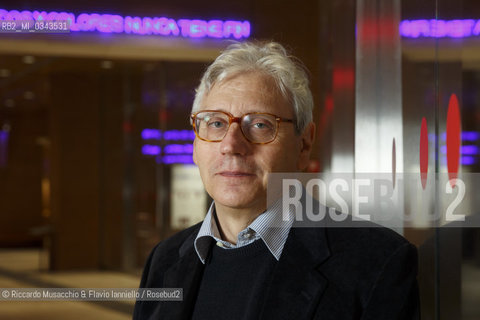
[49,72,100,269]
[329,0,356,173]
[355,0,403,174]
[122,66,137,271]
[355,0,404,232]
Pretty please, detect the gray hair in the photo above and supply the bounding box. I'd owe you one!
[191,41,313,134]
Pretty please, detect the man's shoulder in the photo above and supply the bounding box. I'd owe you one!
[290,224,417,299]
[292,221,414,263]
[320,224,416,279]
[325,224,411,253]
[138,222,203,291]
[148,222,202,265]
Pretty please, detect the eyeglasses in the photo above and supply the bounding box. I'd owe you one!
[190,110,294,144]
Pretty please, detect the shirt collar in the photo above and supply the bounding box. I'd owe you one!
[194,200,293,264]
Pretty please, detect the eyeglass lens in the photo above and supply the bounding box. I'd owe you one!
[194,111,278,143]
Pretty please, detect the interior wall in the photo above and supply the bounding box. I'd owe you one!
[0,0,324,270]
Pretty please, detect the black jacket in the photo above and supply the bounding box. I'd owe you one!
[133,221,420,320]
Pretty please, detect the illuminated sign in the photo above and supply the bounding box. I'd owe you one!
[0,9,251,39]
[430,131,480,142]
[160,155,194,164]
[141,129,195,164]
[163,130,195,141]
[142,144,161,156]
[433,131,480,166]
[141,129,195,141]
[460,131,480,141]
[440,145,479,155]
[141,128,162,140]
[164,144,193,154]
[142,143,193,156]
[401,19,480,38]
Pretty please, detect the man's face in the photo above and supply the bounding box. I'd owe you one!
[193,72,314,213]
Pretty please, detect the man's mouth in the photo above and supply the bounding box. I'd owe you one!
[217,171,255,177]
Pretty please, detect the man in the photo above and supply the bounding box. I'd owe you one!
[133,41,419,320]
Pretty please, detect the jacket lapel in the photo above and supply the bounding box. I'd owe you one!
[261,226,331,320]
[159,233,207,320]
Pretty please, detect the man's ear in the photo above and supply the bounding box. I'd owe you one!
[297,122,316,171]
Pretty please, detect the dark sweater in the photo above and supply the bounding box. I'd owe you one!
[191,239,278,320]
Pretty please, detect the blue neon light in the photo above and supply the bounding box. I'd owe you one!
[159,155,194,164]
[0,9,250,39]
[163,130,195,141]
[141,129,162,140]
[440,155,476,166]
[142,143,193,156]
[440,145,479,155]
[164,144,193,154]
[141,129,195,141]
[462,156,476,165]
[460,145,479,155]
[432,132,480,166]
[462,131,480,141]
[430,131,480,142]
[142,144,161,155]
[401,19,480,38]
[141,129,195,164]
[439,144,479,165]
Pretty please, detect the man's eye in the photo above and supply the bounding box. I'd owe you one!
[252,121,273,130]
[207,120,226,128]
[253,122,267,129]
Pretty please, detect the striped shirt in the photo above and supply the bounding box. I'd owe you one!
[194,201,294,264]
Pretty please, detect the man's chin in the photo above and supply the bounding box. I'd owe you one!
[213,195,265,212]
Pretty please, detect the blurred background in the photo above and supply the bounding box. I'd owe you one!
[0,0,480,319]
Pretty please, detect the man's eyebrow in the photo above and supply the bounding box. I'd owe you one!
[200,107,271,115]
[204,108,226,112]
[197,108,226,116]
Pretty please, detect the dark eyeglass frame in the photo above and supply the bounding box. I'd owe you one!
[190,110,295,144]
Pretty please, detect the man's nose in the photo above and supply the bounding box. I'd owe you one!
[219,122,250,155]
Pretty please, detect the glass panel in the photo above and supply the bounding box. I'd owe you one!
[352,0,480,318]
[0,55,207,271]
[437,1,480,319]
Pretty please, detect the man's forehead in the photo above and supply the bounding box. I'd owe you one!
[212,71,278,90]
[205,75,284,103]
[196,72,294,118]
